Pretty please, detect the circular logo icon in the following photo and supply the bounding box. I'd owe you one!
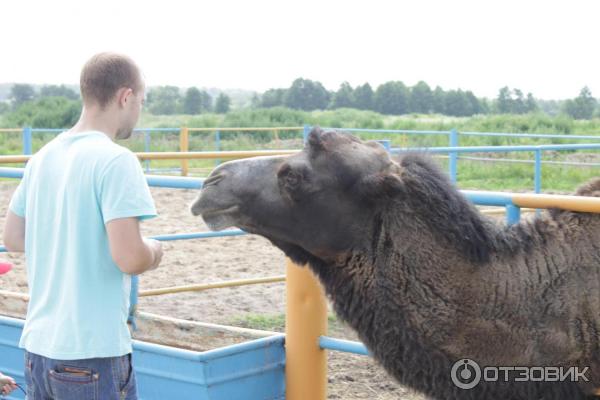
[451,359,481,390]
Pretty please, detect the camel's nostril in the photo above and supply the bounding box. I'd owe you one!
[203,173,226,188]
[190,200,201,216]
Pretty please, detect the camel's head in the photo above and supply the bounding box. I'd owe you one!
[191,127,402,263]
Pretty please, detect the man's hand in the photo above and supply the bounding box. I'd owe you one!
[143,238,163,271]
[0,372,17,396]
[107,218,163,275]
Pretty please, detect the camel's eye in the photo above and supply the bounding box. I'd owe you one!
[278,164,307,194]
[285,172,301,188]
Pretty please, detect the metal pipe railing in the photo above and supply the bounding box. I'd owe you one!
[319,336,369,356]
[3,162,600,399]
[139,275,286,297]
[3,126,599,193]
[2,127,600,398]
[3,140,600,197]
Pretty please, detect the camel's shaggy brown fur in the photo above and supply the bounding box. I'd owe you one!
[192,128,600,399]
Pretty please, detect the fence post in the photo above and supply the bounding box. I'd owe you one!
[215,130,221,166]
[534,150,542,193]
[144,130,151,173]
[22,126,32,156]
[128,275,139,330]
[449,128,458,184]
[376,139,391,152]
[180,127,189,176]
[303,124,311,144]
[285,258,327,400]
[506,204,521,225]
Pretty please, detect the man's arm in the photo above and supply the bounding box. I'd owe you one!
[106,217,163,275]
[3,210,25,252]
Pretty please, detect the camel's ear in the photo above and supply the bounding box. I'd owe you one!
[307,126,325,150]
[357,172,403,199]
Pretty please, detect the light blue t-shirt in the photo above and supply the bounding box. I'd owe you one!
[9,130,156,360]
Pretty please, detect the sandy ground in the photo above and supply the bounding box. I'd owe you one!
[0,182,426,400]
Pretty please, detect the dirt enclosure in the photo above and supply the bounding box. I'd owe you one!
[0,182,426,400]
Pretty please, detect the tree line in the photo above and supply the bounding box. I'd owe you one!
[1,80,598,121]
[1,84,232,116]
[145,86,231,115]
[254,78,598,120]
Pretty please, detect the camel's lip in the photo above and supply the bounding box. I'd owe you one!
[199,205,240,219]
[197,205,241,231]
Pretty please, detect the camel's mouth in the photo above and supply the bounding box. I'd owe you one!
[198,205,240,231]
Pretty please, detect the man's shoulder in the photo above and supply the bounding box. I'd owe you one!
[27,132,140,177]
[101,141,135,161]
[35,131,131,161]
[76,134,138,167]
[103,145,138,168]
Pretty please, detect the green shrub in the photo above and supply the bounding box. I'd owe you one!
[4,97,81,129]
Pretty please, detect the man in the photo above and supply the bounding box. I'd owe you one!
[3,52,163,399]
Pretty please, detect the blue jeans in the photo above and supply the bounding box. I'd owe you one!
[24,351,137,400]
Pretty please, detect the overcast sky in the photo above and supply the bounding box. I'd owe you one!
[1,0,598,99]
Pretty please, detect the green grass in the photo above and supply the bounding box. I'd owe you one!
[230,313,286,331]
[230,313,342,334]
[2,110,600,192]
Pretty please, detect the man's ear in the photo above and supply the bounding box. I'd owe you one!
[357,172,403,199]
[116,87,133,108]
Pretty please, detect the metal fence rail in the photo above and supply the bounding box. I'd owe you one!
[4,137,600,193]
[2,127,600,399]
[3,125,599,180]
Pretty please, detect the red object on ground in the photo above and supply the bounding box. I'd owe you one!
[0,262,13,275]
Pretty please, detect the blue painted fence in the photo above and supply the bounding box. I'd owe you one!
[14,125,600,191]
[2,128,600,397]
[0,316,285,400]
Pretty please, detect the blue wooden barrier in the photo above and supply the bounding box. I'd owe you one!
[0,316,285,400]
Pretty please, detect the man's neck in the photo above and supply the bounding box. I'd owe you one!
[70,107,118,141]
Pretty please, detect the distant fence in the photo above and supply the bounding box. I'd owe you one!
[1,125,599,192]
[0,126,305,175]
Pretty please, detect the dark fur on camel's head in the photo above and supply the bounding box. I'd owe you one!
[193,127,493,264]
[191,127,600,399]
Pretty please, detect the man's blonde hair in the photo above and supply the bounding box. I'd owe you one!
[80,52,142,108]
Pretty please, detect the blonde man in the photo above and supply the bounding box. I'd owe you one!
[3,52,163,400]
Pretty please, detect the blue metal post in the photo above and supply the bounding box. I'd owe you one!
[534,150,542,193]
[376,139,391,152]
[505,204,521,225]
[144,130,151,172]
[128,275,139,330]
[23,127,32,155]
[303,124,311,144]
[449,128,458,184]
[215,130,221,166]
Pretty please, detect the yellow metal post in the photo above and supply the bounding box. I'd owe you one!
[285,258,328,400]
[180,127,189,176]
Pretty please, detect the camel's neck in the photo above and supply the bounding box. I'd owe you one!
[306,224,465,397]
[311,212,465,332]
[306,212,593,400]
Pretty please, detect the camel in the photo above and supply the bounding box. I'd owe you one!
[191,127,600,399]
